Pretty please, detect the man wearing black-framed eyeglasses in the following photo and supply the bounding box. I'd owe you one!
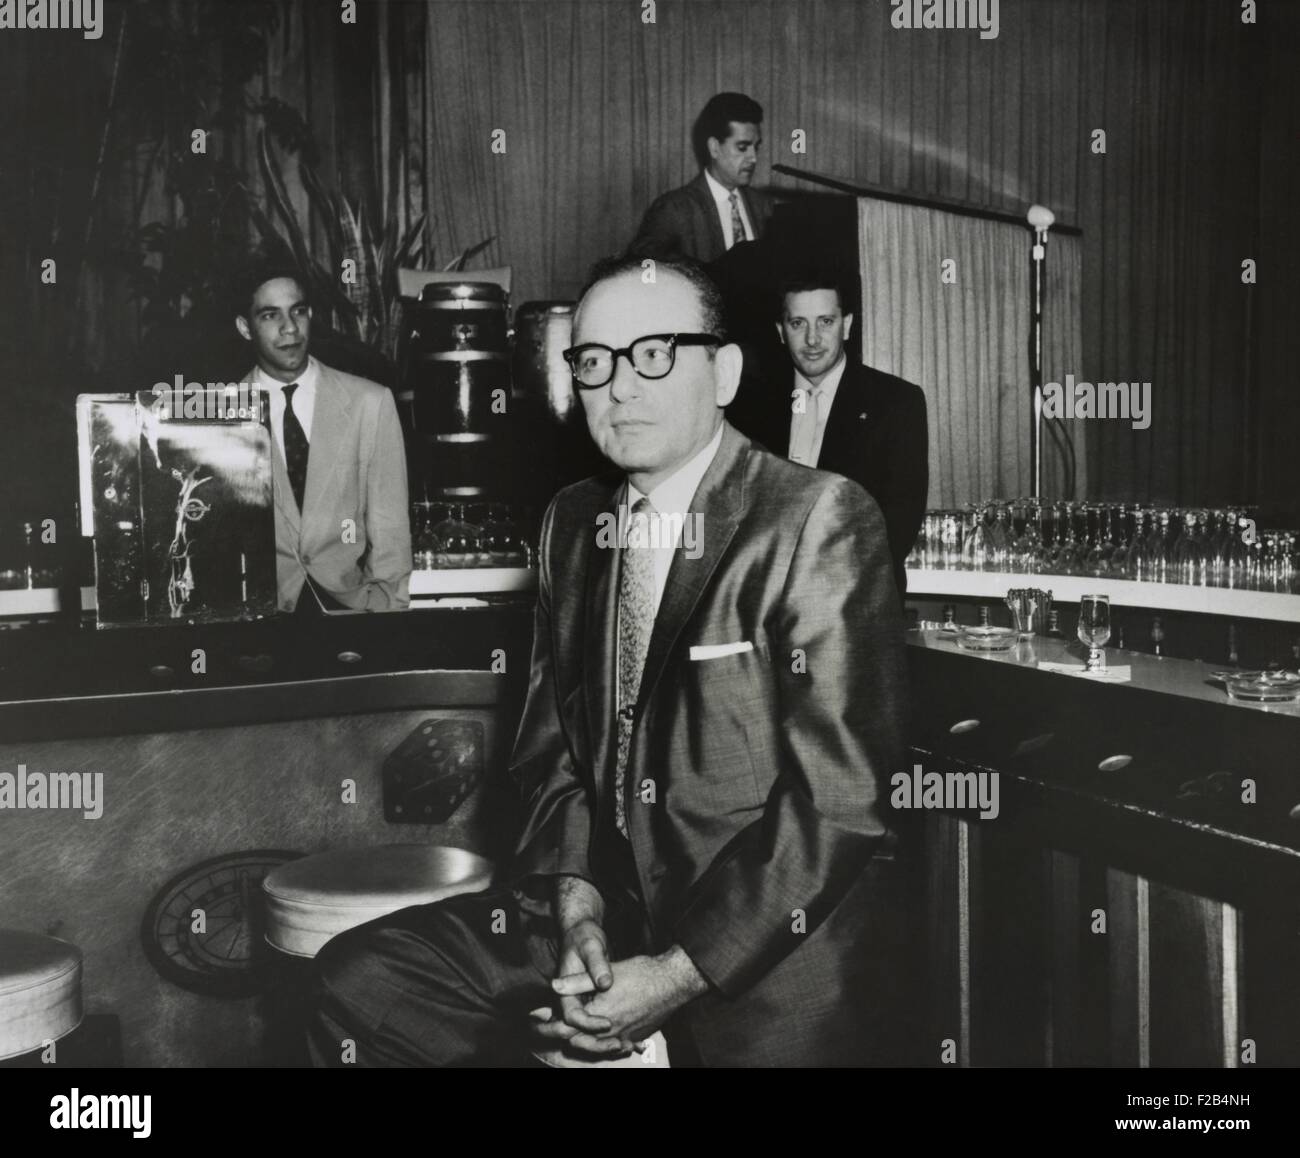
[564,333,720,389]
[310,257,906,1068]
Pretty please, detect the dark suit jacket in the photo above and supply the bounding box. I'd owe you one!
[257,360,413,612]
[508,422,906,1065]
[730,360,928,598]
[627,172,775,264]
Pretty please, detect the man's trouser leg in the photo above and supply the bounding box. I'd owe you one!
[307,886,559,1067]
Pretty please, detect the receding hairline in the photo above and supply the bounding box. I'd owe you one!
[573,267,714,335]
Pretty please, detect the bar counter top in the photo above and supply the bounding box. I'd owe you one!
[907,627,1300,719]
[905,628,1300,900]
[0,604,535,743]
[906,567,1300,623]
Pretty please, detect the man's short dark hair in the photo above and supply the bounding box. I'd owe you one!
[233,263,309,322]
[579,255,727,343]
[776,274,852,319]
[692,92,764,169]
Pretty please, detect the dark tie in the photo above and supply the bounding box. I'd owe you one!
[614,496,657,838]
[282,382,309,511]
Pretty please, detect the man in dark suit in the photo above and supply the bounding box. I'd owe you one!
[732,276,928,598]
[308,258,905,1067]
[627,92,774,264]
[235,268,412,614]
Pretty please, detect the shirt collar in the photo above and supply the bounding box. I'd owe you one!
[794,352,849,398]
[627,423,725,517]
[253,355,320,393]
[703,168,738,209]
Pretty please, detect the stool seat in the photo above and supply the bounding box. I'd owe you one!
[262,844,494,958]
[0,930,83,1060]
[534,1029,670,1069]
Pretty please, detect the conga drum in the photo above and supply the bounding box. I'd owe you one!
[512,301,576,419]
[399,282,510,499]
[511,299,606,490]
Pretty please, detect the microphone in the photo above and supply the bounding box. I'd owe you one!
[1027,204,1056,231]
[1027,204,1055,261]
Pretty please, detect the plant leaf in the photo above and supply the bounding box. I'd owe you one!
[442,235,495,272]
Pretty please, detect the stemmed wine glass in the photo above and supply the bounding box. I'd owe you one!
[1078,594,1111,672]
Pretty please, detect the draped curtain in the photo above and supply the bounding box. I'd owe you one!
[1,0,1291,520]
[396,0,1271,510]
[859,198,1085,507]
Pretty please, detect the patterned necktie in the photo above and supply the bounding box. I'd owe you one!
[614,496,657,838]
[282,382,309,511]
[790,385,823,466]
[728,190,746,249]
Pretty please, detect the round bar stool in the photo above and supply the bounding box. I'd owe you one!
[262,844,494,958]
[0,930,83,1061]
[260,844,494,1065]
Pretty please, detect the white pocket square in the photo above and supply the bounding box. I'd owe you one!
[689,641,754,661]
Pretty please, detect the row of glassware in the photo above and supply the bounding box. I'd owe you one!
[411,501,537,570]
[906,501,1299,592]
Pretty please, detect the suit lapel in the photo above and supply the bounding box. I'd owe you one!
[739,187,764,241]
[688,173,726,260]
[301,366,350,542]
[582,478,624,804]
[250,367,301,537]
[770,382,793,457]
[816,361,868,471]
[634,423,748,720]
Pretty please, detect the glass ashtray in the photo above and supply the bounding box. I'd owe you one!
[956,625,1018,653]
[1215,670,1300,704]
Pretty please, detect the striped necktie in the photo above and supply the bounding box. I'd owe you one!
[614,496,656,838]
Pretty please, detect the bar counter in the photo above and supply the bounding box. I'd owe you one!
[3,603,1297,1067]
[0,604,534,1066]
[0,604,534,743]
[905,628,1300,1067]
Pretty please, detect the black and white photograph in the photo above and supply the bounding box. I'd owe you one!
[0,0,1297,1132]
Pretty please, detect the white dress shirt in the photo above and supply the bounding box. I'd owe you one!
[787,353,849,468]
[704,169,754,251]
[624,423,724,616]
[253,355,320,460]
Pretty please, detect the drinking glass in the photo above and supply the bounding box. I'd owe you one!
[1124,508,1149,580]
[1106,503,1131,576]
[1078,594,1111,672]
[411,500,441,571]
[1009,499,1041,573]
[988,503,1011,572]
[1172,510,1207,586]
[959,504,982,571]
[433,503,477,568]
[1082,504,1112,577]
[1144,510,1171,584]
[940,511,964,570]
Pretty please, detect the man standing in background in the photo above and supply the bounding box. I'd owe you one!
[627,92,773,263]
[730,275,928,598]
[236,267,412,614]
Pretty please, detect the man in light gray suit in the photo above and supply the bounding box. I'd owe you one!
[235,268,412,614]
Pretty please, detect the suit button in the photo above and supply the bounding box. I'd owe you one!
[301,555,311,565]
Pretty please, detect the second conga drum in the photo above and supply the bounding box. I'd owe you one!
[400,282,509,498]
[511,301,576,419]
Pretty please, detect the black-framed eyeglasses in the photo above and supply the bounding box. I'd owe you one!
[562,333,721,389]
